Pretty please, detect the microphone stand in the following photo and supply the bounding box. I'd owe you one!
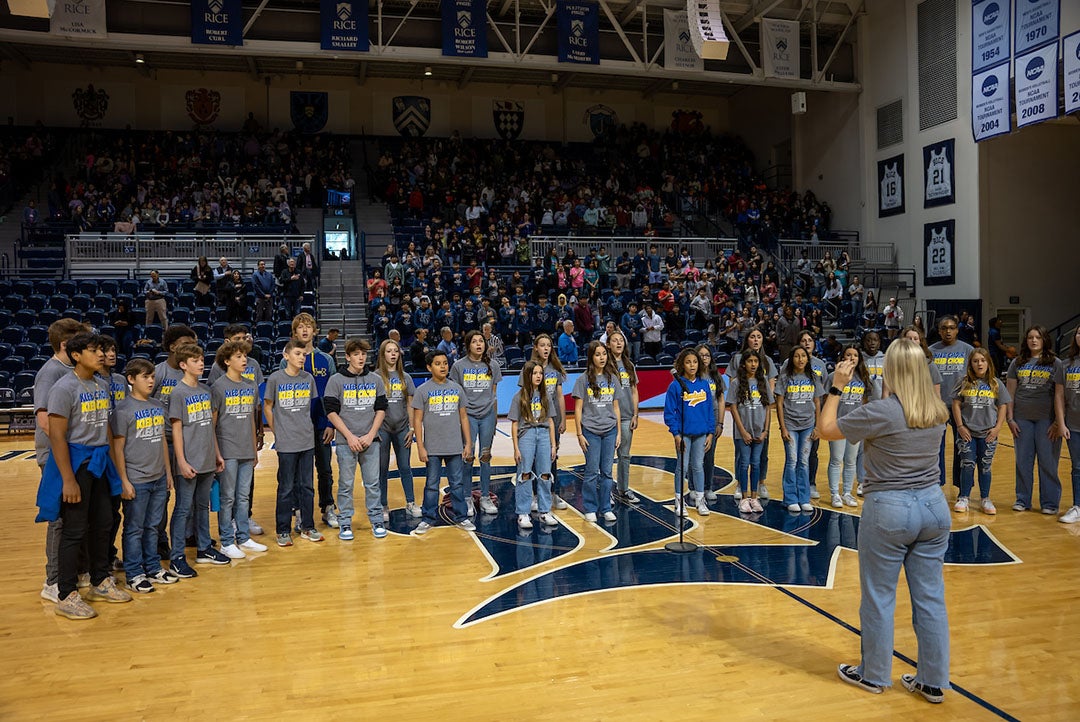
[666,371,697,553]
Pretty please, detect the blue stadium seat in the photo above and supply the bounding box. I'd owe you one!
[33,280,56,296]
[276,321,293,338]
[12,280,33,297]
[38,308,60,326]
[637,355,656,367]
[25,294,47,312]
[78,280,99,296]
[61,309,84,322]
[657,353,675,366]
[70,294,94,312]
[142,325,164,344]
[2,294,23,313]
[193,308,212,324]
[662,342,680,356]
[1,326,26,345]
[191,323,211,341]
[504,346,524,367]
[93,294,114,311]
[48,294,70,313]
[26,326,49,346]
[26,356,49,373]
[14,371,36,393]
[1,357,25,376]
[686,329,705,344]
[99,280,120,297]
[254,337,273,356]
[154,353,170,365]
[56,280,78,297]
[14,309,36,327]
[255,322,274,339]
[14,342,38,361]
[171,308,190,325]
[121,280,141,296]
[99,325,116,338]
[0,343,12,361]
[212,322,228,339]
[205,338,223,354]
[176,293,196,310]
[0,386,13,408]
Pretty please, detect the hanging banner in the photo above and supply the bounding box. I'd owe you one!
[51,0,107,37]
[191,0,243,46]
[760,18,799,79]
[971,0,1009,73]
[558,0,600,64]
[971,62,1010,141]
[442,0,488,58]
[664,9,703,71]
[687,0,730,60]
[1065,31,1080,116]
[877,154,905,218]
[924,220,956,287]
[1014,0,1059,55]
[321,0,369,52]
[923,139,955,208]
[1015,43,1059,129]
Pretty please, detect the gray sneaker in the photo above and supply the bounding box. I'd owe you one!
[405,501,423,518]
[323,505,339,529]
[479,497,498,515]
[758,483,770,500]
[411,521,433,536]
[458,518,477,532]
[55,591,97,620]
[85,577,132,604]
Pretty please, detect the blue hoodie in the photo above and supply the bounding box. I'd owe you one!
[663,376,716,436]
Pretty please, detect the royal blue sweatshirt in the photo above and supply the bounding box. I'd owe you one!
[663,376,716,436]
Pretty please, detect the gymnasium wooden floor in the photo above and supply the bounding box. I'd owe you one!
[2,413,1076,721]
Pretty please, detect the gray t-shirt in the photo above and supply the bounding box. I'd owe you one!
[208,358,265,388]
[704,373,728,433]
[1064,357,1080,431]
[826,371,880,418]
[508,389,551,435]
[781,356,828,386]
[951,377,1011,435]
[614,360,636,416]
[450,357,502,417]
[542,363,567,422]
[47,373,112,449]
[572,372,619,435]
[409,379,466,455]
[380,371,416,433]
[836,395,945,493]
[325,371,386,439]
[1007,357,1065,421]
[725,376,773,438]
[167,379,217,474]
[111,397,168,483]
[211,375,258,461]
[153,361,187,403]
[107,371,128,405]
[862,351,886,397]
[775,371,824,431]
[929,341,974,403]
[265,369,316,453]
[35,357,74,466]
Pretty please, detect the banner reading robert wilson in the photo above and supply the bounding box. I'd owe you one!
[1015,43,1058,129]
[558,0,600,65]
[1014,0,1059,55]
[971,62,1009,142]
[442,0,487,57]
[971,0,1009,73]
[192,0,242,46]
[1065,31,1080,116]
[664,10,703,71]
[321,0,369,52]
[51,0,107,38]
[760,18,799,80]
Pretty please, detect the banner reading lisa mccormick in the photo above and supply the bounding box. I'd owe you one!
[1065,31,1080,116]
[971,62,1010,142]
[1014,43,1059,129]
[51,0,107,37]
[1014,0,1059,55]
[442,0,488,58]
[558,0,600,65]
[191,0,243,46]
[971,0,1009,73]
[321,0,369,52]
[663,9,703,71]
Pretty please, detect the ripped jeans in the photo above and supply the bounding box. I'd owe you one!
[514,426,554,514]
[957,434,997,500]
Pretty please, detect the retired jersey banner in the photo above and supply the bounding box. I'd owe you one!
[558,0,600,65]
[877,154,905,218]
[191,0,243,46]
[664,10,703,71]
[321,0,369,52]
[923,139,955,208]
[1064,31,1080,115]
[971,62,1010,141]
[51,0,107,37]
[442,0,488,57]
[1015,43,1058,129]
[971,0,1009,73]
[924,220,956,287]
[760,18,799,79]
[1014,0,1059,55]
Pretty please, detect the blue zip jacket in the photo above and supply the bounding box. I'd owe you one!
[663,376,716,437]
[36,443,122,522]
[280,349,337,431]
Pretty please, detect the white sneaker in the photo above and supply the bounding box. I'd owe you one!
[856,483,864,496]
[705,490,718,502]
[810,487,821,500]
[239,539,268,552]
[673,498,688,517]
[248,519,264,535]
[787,503,801,513]
[41,582,59,603]
[553,495,569,510]
[323,506,340,529]
[738,498,753,513]
[800,503,814,512]
[466,498,476,517]
[220,544,246,560]
[458,519,477,532]
[480,496,498,515]
[539,512,558,526]
[842,494,859,507]
[584,512,598,522]
[518,514,533,529]
[733,488,743,500]
[1060,506,1080,524]
[696,495,710,516]
[602,510,617,522]
[758,484,770,500]
[530,496,539,512]
[831,494,843,508]
[405,501,423,518]
[953,497,969,513]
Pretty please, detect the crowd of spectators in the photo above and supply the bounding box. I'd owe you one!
[1,128,55,217]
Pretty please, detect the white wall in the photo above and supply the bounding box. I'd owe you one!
[794,90,863,234]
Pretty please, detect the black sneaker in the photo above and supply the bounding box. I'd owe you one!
[837,664,883,694]
[196,547,230,565]
[126,575,155,594]
[901,674,944,703]
[170,557,199,578]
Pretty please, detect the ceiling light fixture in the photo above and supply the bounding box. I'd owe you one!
[135,53,145,64]
[424,66,433,76]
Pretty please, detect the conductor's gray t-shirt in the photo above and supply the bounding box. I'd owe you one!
[111,397,168,483]
[836,395,944,493]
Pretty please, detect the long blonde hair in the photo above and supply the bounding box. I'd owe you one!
[376,339,405,391]
[883,339,949,429]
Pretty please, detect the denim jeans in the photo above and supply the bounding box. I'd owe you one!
[957,435,997,499]
[122,475,168,580]
[1068,431,1080,508]
[937,418,961,487]
[733,439,763,494]
[465,409,497,496]
[856,486,951,689]
[676,434,708,495]
[828,438,860,496]
[275,448,315,534]
[582,427,617,513]
[514,426,553,514]
[616,418,634,493]
[422,454,465,523]
[379,425,416,506]
[781,427,814,505]
[336,442,382,526]
[58,463,113,601]
[218,458,254,545]
[1013,417,1062,510]
[808,437,820,487]
[170,470,213,559]
[704,441,717,492]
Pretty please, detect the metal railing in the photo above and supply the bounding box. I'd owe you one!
[530,236,740,263]
[1050,312,1080,356]
[776,240,895,269]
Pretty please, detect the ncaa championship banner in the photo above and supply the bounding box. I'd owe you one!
[663,10,703,71]
[51,0,107,37]
[971,62,1010,142]
[760,18,799,79]
[558,0,600,65]
[1014,43,1058,129]
[191,0,243,46]
[321,0,369,52]
[442,0,488,57]
[1013,0,1059,56]
[1064,31,1080,116]
[971,0,1009,73]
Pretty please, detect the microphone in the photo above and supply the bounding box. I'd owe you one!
[670,367,689,393]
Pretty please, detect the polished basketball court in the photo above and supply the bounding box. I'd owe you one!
[2,413,1076,720]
